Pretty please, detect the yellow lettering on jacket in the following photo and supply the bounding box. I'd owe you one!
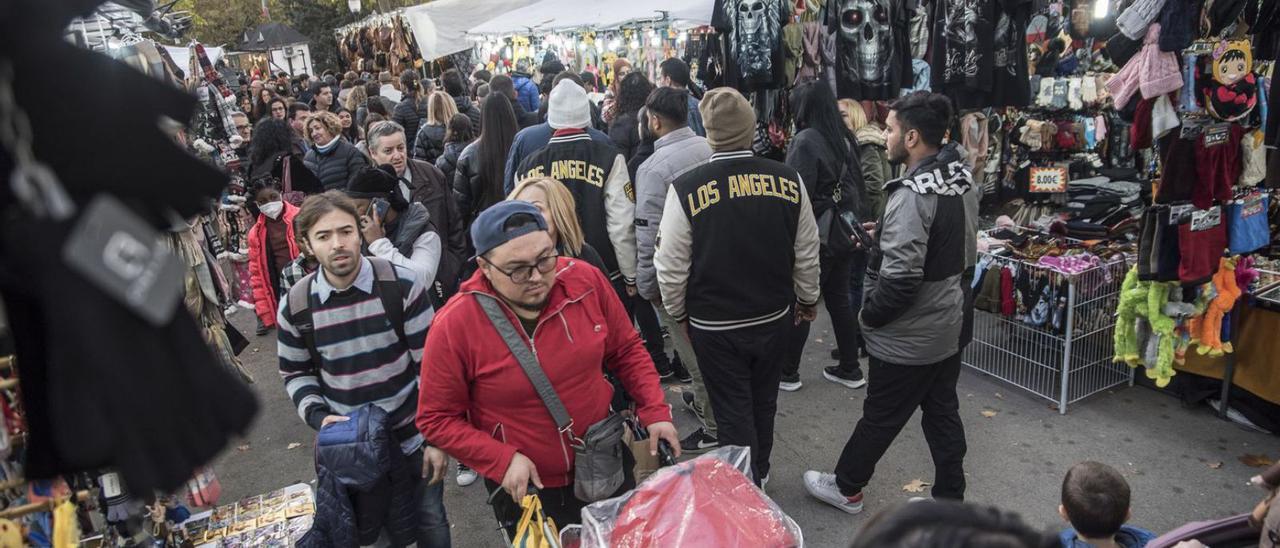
[687,181,720,217]
[719,173,801,204]
[544,160,605,188]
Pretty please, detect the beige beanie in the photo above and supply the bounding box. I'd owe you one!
[699,87,756,152]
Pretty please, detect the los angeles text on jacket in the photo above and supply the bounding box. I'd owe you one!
[654,150,821,331]
[515,131,637,284]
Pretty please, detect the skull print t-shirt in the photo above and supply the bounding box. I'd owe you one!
[827,0,913,100]
[713,0,793,91]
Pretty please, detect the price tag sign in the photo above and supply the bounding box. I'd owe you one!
[1029,166,1069,193]
[1203,124,1231,147]
[1190,206,1222,232]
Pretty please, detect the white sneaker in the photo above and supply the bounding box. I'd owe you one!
[803,471,864,514]
[778,380,803,392]
[456,463,478,487]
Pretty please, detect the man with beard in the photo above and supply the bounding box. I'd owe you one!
[277,191,451,547]
[803,91,971,515]
[417,201,678,537]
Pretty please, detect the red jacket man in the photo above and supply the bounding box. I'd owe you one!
[247,193,300,328]
[416,200,677,536]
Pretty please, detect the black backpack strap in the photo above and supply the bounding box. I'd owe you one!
[286,272,322,368]
[368,257,409,350]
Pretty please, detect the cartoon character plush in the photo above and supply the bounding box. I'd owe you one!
[1197,40,1258,122]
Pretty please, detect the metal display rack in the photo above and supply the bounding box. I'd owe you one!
[965,250,1134,414]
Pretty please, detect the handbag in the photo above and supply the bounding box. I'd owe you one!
[280,155,305,206]
[816,142,862,257]
[513,494,561,548]
[475,294,627,503]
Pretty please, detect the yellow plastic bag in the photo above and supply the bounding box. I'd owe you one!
[512,494,561,548]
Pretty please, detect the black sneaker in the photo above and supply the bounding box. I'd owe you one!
[671,361,693,384]
[680,428,718,453]
[255,317,270,336]
[680,390,700,414]
[822,366,866,389]
[655,365,674,380]
[779,372,802,392]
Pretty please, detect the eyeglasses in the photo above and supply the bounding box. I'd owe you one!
[488,254,558,284]
[235,125,251,131]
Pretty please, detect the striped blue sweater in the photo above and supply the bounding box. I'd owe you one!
[277,257,433,448]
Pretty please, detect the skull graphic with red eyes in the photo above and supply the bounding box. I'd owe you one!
[838,0,892,83]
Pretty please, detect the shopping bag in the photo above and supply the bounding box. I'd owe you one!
[513,494,561,548]
[624,424,660,484]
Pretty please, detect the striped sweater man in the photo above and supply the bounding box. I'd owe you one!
[277,256,433,450]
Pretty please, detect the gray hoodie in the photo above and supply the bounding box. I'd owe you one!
[860,143,974,366]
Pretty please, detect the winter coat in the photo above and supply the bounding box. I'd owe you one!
[405,159,468,300]
[303,138,369,191]
[511,73,541,114]
[412,123,447,163]
[416,258,673,488]
[434,140,468,184]
[503,122,614,195]
[633,127,712,301]
[785,128,865,219]
[511,99,540,129]
[453,95,482,135]
[855,124,890,219]
[861,143,973,365]
[246,202,300,327]
[299,405,416,548]
[453,141,492,227]
[367,202,443,287]
[393,96,428,151]
[608,110,643,163]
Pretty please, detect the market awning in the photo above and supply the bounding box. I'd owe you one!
[402,0,541,61]
[465,0,714,36]
[162,45,224,72]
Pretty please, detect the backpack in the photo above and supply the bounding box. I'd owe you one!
[286,257,408,367]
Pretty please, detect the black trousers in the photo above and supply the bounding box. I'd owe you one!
[834,353,967,500]
[486,448,635,539]
[611,279,670,370]
[690,314,790,482]
[783,252,861,376]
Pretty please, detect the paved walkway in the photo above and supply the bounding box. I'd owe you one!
[214,310,1276,546]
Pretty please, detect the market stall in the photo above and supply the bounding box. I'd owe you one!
[236,22,313,78]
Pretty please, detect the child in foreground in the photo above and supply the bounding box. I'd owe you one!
[1058,461,1155,548]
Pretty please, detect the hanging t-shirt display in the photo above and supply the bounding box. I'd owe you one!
[930,0,1032,109]
[826,0,913,99]
[712,0,793,91]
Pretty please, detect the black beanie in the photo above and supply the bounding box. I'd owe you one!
[346,164,399,198]
[1208,0,1246,35]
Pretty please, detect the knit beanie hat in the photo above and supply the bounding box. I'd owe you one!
[1116,0,1168,40]
[547,79,591,130]
[700,87,756,152]
[1151,94,1180,139]
[346,164,400,198]
[1158,0,1195,52]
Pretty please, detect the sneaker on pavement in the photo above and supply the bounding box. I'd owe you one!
[255,317,270,336]
[655,365,674,381]
[679,428,718,453]
[823,366,867,389]
[456,462,478,487]
[803,471,864,514]
[680,390,700,414]
[671,361,693,384]
[778,373,802,392]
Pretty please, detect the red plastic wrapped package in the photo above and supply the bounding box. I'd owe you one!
[579,446,803,547]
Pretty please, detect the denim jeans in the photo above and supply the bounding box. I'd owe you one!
[783,251,861,377]
[414,477,450,548]
[848,250,868,355]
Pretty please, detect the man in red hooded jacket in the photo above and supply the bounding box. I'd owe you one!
[417,200,678,536]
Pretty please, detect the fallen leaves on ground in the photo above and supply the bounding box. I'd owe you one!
[1240,454,1274,468]
[902,479,931,493]
[980,409,998,418]
[236,444,250,452]
[1207,461,1223,469]
[287,442,302,450]
[994,392,1004,399]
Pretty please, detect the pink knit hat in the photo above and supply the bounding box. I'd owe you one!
[1106,24,1183,108]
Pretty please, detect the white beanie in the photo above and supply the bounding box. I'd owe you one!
[1151,94,1180,140]
[547,79,590,130]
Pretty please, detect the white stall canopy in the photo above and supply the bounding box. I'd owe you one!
[402,0,541,61]
[162,45,224,72]
[466,0,714,36]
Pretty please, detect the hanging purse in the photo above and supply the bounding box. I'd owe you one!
[475,294,627,503]
[280,156,305,206]
[513,494,561,548]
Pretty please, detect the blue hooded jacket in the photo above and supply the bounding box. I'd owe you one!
[1059,525,1157,548]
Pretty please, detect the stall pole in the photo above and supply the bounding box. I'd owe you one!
[1217,299,1244,420]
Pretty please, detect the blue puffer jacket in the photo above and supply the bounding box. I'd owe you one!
[298,405,416,548]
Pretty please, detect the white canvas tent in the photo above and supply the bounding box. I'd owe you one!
[162,45,224,73]
[402,0,540,61]
[466,0,714,36]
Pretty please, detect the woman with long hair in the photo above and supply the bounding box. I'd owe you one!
[346,83,368,127]
[780,80,868,392]
[248,117,294,183]
[393,72,428,151]
[840,99,889,220]
[607,72,655,163]
[508,176,606,273]
[239,92,255,121]
[336,107,359,143]
[601,58,633,124]
[434,112,475,184]
[254,87,277,122]
[413,91,459,162]
[454,93,519,229]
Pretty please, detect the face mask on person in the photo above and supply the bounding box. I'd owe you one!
[260,201,284,219]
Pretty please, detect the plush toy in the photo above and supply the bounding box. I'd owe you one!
[1197,40,1258,122]
[1195,257,1241,356]
[1141,281,1178,387]
[1164,286,1198,366]
[1236,255,1261,294]
[1114,267,1144,365]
